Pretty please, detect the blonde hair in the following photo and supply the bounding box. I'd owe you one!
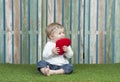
[45,23,64,38]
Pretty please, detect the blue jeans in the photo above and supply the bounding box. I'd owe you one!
[37,60,73,74]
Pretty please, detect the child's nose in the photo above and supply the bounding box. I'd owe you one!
[62,34,65,37]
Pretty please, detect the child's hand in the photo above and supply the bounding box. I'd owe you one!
[63,46,68,53]
[52,47,60,55]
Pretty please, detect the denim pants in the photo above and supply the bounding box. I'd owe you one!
[37,60,73,74]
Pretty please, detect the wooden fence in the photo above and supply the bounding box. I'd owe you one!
[0,0,120,64]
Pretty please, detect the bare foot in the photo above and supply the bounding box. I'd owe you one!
[44,66,50,76]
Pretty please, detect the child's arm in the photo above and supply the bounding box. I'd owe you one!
[63,46,73,59]
[42,42,54,59]
[52,47,60,55]
[42,42,59,59]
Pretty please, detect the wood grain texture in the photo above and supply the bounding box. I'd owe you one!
[6,0,12,63]
[71,0,78,64]
[64,0,70,38]
[14,0,20,64]
[106,0,113,64]
[41,0,47,60]
[38,0,42,62]
[98,0,104,64]
[84,0,89,64]
[90,0,97,64]
[29,0,37,64]
[0,0,4,63]
[48,0,54,25]
[22,0,28,64]
[79,0,84,64]
[114,0,120,63]
[56,0,62,24]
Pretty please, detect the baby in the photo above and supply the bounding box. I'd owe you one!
[37,23,74,76]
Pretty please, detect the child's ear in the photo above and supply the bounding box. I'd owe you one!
[49,35,54,40]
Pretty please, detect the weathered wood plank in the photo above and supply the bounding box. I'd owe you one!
[22,0,28,64]
[0,0,4,63]
[64,0,73,63]
[79,0,84,64]
[114,0,120,63]
[29,0,37,64]
[38,0,42,62]
[48,0,54,25]
[106,0,113,64]
[41,0,47,60]
[6,0,12,63]
[56,0,62,24]
[71,0,79,64]
[90,0,97,64]
[14,0,20,64]
[84,0,89,64]
[98,0,104,64]
[64,0,70,38]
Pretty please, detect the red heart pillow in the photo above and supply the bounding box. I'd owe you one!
[56,38,71,55]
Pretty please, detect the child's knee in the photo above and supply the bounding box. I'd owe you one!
[63,64,73,74]
[37,60,48,71]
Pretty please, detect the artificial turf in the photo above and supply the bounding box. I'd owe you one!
[0,63,120,82]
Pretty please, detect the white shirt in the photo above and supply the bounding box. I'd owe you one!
[42,41,74,66]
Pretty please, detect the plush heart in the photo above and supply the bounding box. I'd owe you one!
[56,38,71,55]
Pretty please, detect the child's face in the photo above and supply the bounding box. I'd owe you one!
[50,28,65,42]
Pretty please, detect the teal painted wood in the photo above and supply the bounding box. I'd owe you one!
[106,0,113,64]
[38,0,42,62]
[12,0,14,64]
[63,0,71,63]
[54,0,56,22]
[28,0,30,64]
[40,0,47,61]
[62,0,64,25]
[29,0,37,64]
[104,0,107,64]
[20,0,23,64]
[114,0,120,63]
[96,0,99,64]
[71,0,79,64]
[111,0,116,64]
[3,0,6,63]
[77,0,81,64]
[64,0,70,38]
[0,0,4,63]
[84,0,89,64]
[22,0,29,64]
[87,0,91,64]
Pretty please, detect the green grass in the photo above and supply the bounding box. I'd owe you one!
[0,64,120,82]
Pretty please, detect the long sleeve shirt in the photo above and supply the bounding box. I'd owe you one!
[42,41,74,66]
